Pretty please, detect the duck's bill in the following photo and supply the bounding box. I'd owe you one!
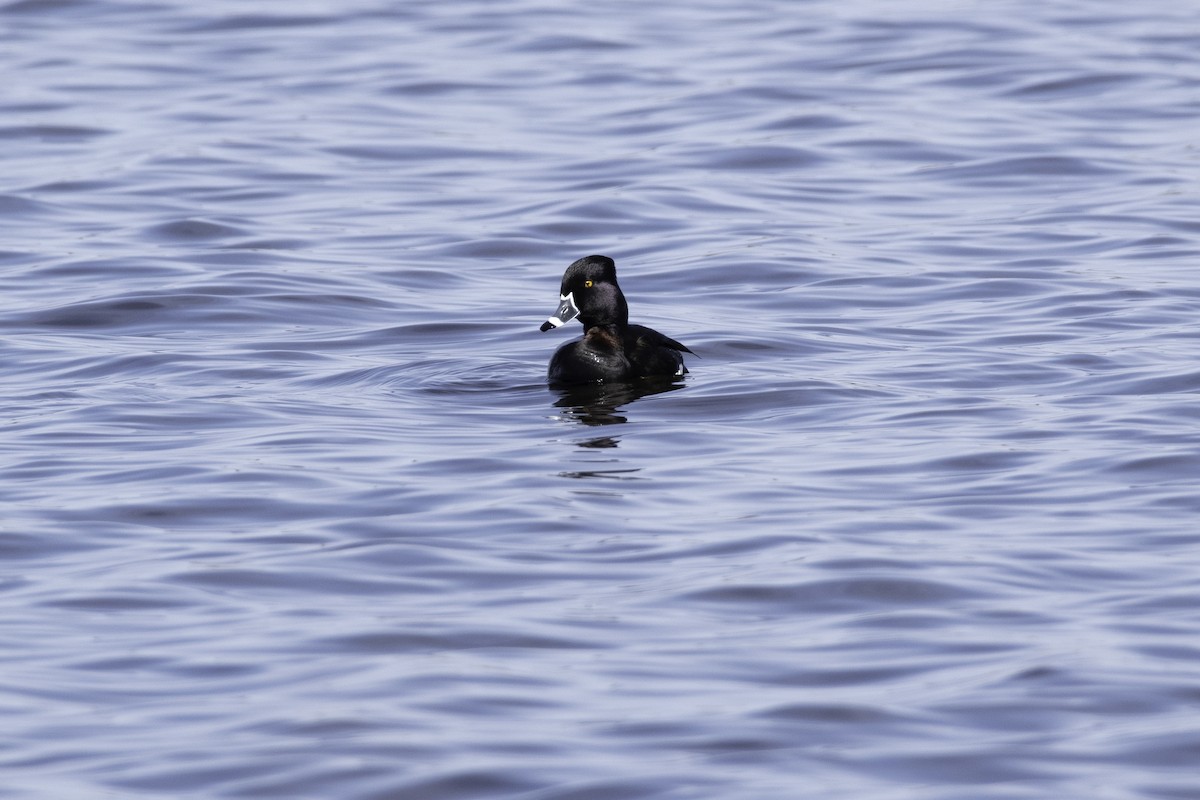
[539,292,579,332]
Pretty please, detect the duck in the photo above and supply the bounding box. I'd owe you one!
[539,255,693,384]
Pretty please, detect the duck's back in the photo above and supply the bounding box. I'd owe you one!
[625,324,691,378]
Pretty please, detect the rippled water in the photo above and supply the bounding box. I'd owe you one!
[3,0,1200,797]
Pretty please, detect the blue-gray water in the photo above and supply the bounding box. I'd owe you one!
[3,1,1200,798]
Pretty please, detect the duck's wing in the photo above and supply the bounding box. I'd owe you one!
[627,324,695,355]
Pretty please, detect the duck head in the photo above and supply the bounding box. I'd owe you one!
[539,255,629,332]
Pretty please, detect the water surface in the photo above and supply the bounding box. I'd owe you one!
[3,1,1200,798]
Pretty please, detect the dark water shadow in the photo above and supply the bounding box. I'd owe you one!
[549,379,686,428]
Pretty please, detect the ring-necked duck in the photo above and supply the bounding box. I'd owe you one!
[539,255,694,384]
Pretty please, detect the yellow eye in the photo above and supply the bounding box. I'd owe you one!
[584,280,593,288]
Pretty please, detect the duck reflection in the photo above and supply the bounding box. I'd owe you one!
[550,379,686,428]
